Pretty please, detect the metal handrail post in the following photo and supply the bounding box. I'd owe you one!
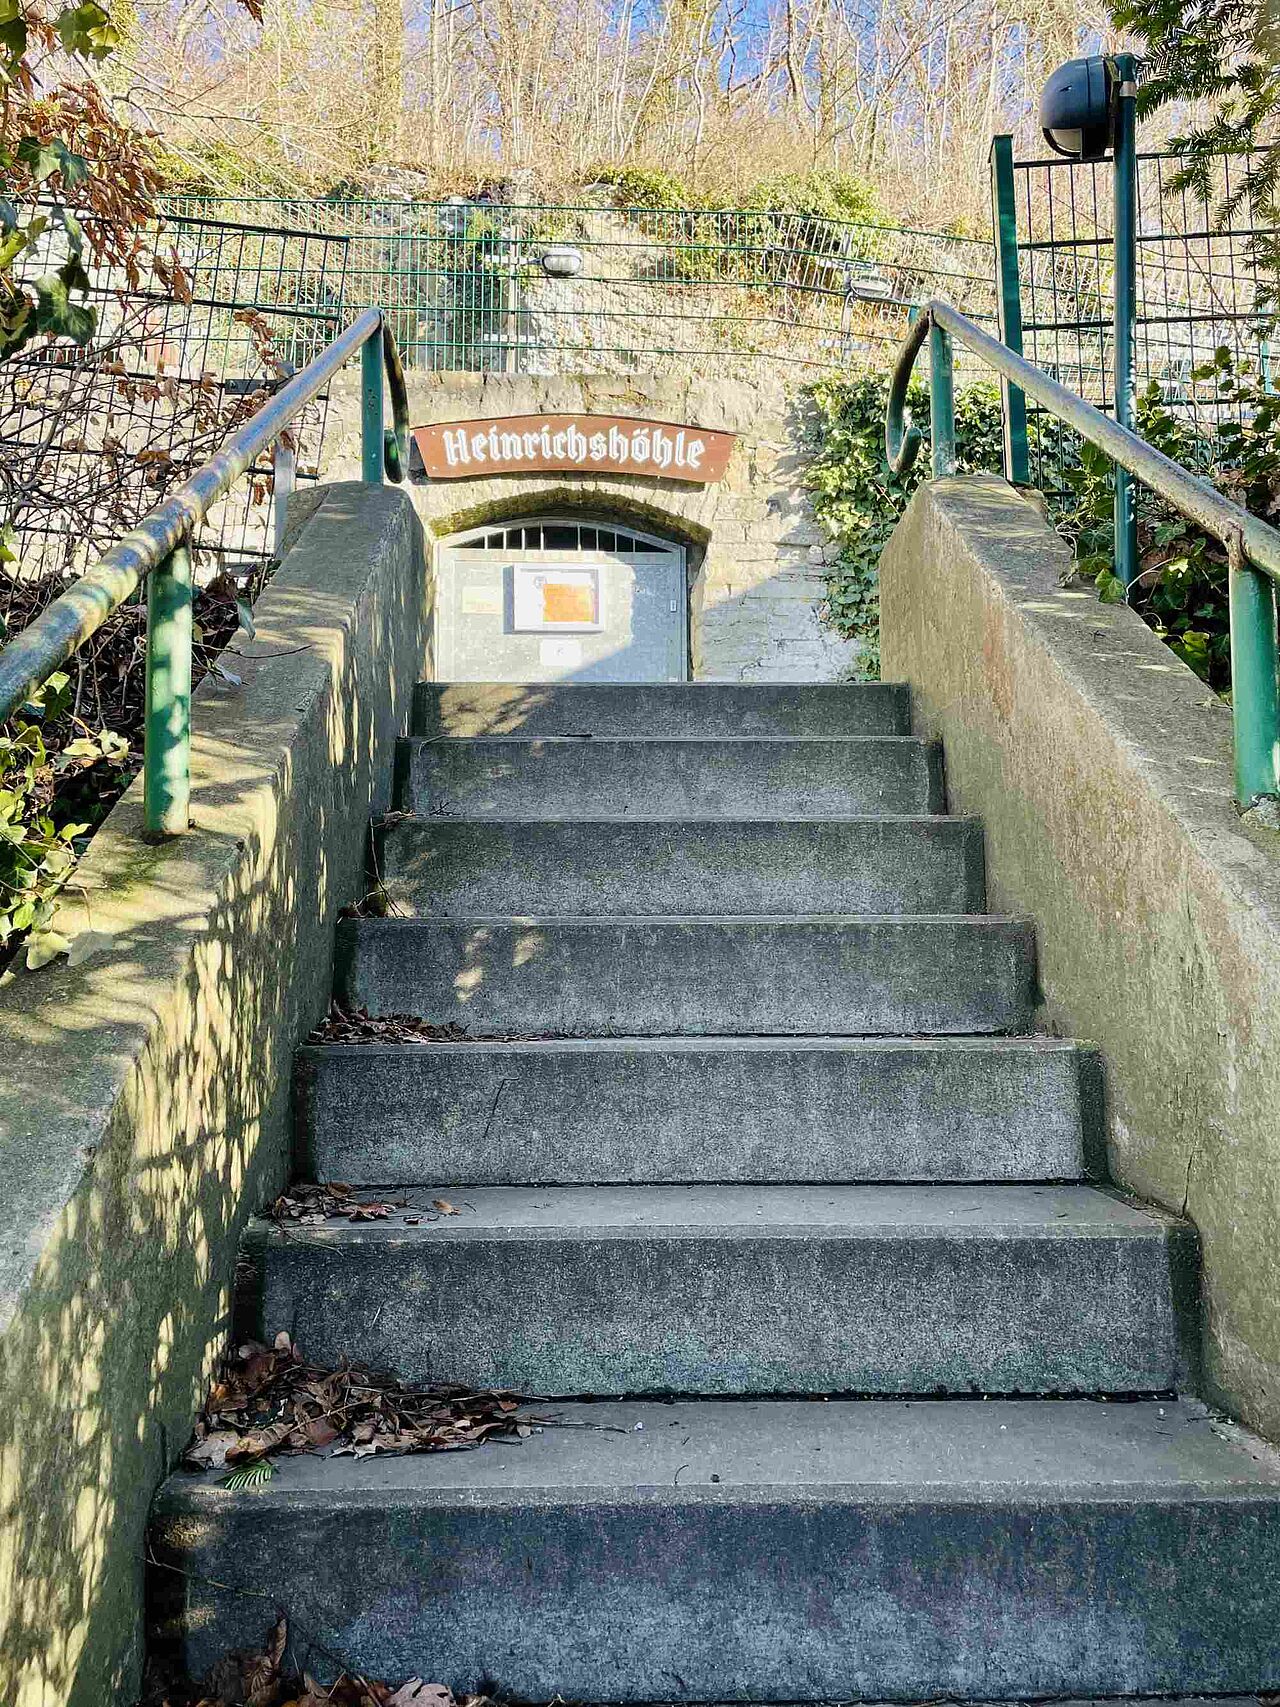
[143,543,194,837]
[929,322,956,477]
[1230,551,1280,808]
[272,439,297,555]
[1111,53,1140,588]
[361,332,385,484]
[989,136,1030,485]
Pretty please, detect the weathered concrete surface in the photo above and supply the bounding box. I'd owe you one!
[398,735,943,818]
[296,1035,1096,1185]
[0,484,426,1707]
[150,1396,1280,1697]
[335,914,1037,1035]
[414,680,910,737]
[381,816,985,916]
[325,371,860,682]
[242,1183,1196,1395]
[880,473,1280,1439]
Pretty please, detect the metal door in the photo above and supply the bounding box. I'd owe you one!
[437,516,687,682]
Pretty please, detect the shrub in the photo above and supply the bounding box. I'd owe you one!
[806,373,1004,675]
[1052,347,1280,693]
[0,672,131,968]
[739,170,881,225]
[591,166,693,211]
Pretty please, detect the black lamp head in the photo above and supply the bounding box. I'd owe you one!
[1040,56,1114,161]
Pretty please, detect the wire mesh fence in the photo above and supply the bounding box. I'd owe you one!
[158,196,999,377]
[1008,146,1275,495]
[2,209,349,581]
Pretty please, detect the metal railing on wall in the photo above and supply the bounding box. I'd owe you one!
[0,311,408,838]
[886,299,1280,814]
[3,208,352,583]
[990,136,1278,500]
[158,196,1000,376]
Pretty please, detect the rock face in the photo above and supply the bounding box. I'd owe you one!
[150,680,1280,1699]
[323,368,863,681]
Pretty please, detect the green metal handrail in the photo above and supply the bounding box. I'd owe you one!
[886,298,1280,811]
[0,309,409,836]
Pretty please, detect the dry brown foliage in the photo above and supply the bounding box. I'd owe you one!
[308,1001,590,1047]
[182,1333,538,1471]
[145,1613,483,1707]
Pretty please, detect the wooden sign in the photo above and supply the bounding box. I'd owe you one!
[413,413,735,484]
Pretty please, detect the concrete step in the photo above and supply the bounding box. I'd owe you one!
[240,1184,1195,1396]
[295,1036,1097,1186]
[333,915,1037,1036]
[414,680,912,738]
[394,736,943,819]
[380,817,986,917]
[149,1395,1280,1698]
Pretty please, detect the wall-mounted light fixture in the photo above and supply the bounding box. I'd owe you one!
[540,246,584,278]
[1040,55,1115,161]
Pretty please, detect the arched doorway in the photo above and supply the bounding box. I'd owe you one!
[436,514,688,682]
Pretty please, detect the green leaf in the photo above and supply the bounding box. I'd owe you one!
[0,11,26,63]
[222,1461,276,1490]
[0,225,33,272]
[1171,629,1213,680]
[24,929,72,971]
[55,0,120,57]
[17,137,91,188]
[33,271,96,345]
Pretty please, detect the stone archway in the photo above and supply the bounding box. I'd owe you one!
[327,368,863,680]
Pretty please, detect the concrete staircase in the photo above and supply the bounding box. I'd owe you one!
[150,681,1280,1699]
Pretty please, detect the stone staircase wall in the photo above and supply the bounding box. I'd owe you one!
[882,471,1280,1440]
[0,485,426,1707]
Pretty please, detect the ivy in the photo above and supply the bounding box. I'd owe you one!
[805,346,1279,696]
[1051,347,1280,693]
[805,373,1004,675]
[0,673,129,970]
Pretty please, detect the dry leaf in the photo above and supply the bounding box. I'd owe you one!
[182,1429,240,1470]
[182,1339,536,1471]
[389,1685,454,1707]
[307,1000,576,1047]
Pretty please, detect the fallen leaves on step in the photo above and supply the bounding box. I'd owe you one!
[269,1182,406,1224]
[308,1000,577,1046]
[144,1613,491,1707]
[268,1184,471,1227]
[182,1334,536,1473]
[307,1002,473,1045]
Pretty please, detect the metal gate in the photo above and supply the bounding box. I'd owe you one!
[437,516,687,683]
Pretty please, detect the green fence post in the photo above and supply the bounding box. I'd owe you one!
[1229,543,1280,808]
[361,327,385,484]
[929,320,957,478]
[989,136,1030,485]
[1111,52,1139,588]
[143,543,193,837]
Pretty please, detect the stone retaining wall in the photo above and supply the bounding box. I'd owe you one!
[881,473,1280,1440]
[0,485,427,1707]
